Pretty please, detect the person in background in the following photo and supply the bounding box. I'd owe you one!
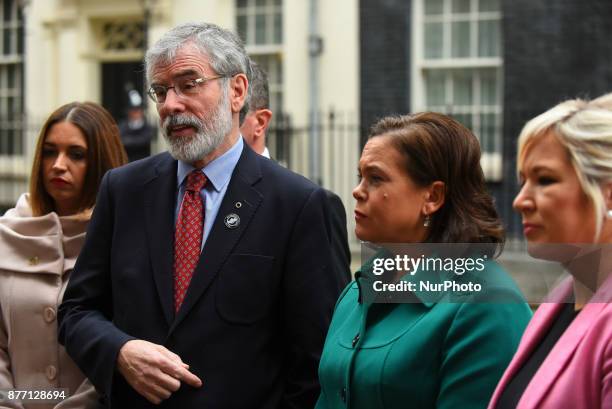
[488,93,612,409]
[316,112,532,409]
[58,22,346,408]
[0,102,127,409]
[118,90,154,162]
[240,60,351,280]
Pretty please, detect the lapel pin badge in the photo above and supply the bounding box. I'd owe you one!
[224,213,240,229]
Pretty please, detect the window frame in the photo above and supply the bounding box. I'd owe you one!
[411,0,503,180]
[0,0,24,159]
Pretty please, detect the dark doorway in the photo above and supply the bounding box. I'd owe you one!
[101,61,145,123]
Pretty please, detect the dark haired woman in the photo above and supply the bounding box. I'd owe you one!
[316,113,532,409]
[0,102,127,409]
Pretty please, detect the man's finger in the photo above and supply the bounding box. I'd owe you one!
[157,371,181,392]
[142,391,162,405]
[174,366,203,388]
[147,382,173,402]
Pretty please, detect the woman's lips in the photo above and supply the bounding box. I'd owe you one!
[50,178,70,187]
[523,223,540,236]
[354,210,366,221]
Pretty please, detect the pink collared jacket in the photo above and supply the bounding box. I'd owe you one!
[488,277,612,409]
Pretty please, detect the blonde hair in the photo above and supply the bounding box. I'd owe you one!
[517,92,612,240]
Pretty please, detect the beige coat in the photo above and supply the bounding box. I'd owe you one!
[0,194,100,409]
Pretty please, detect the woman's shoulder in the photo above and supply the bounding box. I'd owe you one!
[333,281,360,310]
[1,193,32,219]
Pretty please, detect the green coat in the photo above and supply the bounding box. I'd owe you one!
[316,259,532,409]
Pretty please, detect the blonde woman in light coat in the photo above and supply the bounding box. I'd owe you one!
[0,102,127,409]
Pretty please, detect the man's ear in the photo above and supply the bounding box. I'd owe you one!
[230,73,248,113]
[253,109,273,137]
[423,181,446,216]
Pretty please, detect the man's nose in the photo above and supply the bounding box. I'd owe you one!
[159,88,186,116]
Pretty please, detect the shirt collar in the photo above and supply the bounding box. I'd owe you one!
[177,136,244,192]
[261,146,271,159]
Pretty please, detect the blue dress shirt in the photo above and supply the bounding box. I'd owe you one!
[175,137,244,249]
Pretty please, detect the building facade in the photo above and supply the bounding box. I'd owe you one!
[1,0,361,234]
[3,0,611,250]
[360,0,612,240]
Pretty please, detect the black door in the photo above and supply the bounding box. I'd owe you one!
[101,61,145,123]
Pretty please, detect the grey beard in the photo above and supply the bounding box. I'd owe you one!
[161,93,233,164]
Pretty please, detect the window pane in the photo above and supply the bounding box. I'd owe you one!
[255,13,266,44]
[425,0,443,15]
[453,70,473,106]
[451,21,470,58]
[237,15,248,43]
[273,12,282,43]
[3,28,11,55]
[274,0,282,5]
[236,0,248,9]
[255,0,266,6]
[275,56,283,83]
[3,0,13,23]
[7,129,14,155]
[453,114,473,130]
[7,64,14,88]
[17,24,23,54]
[479,0,500,12]
[15,128,23,154]
[424,22,443,59]
[479,113,497,152]
[480,69,498,105]
[452,0,471,13]
[478,19,500,57]
[7,96,14,116]
[425,70,446,107]
[0,128,7,155]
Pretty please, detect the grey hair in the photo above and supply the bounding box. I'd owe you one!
[239,59,270,125]
[517,92,612,240]
[145,22,251,110]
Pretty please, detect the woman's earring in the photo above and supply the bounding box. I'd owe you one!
[607,209,612,219]
[423,214,431,227]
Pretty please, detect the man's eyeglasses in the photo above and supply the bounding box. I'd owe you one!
[147,75,225,104]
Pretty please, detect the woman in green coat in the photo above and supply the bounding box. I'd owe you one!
[316,113,532,409]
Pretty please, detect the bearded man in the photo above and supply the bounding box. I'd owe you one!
[58,22,346,409]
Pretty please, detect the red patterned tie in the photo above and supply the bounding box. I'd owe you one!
[174,170,207,312]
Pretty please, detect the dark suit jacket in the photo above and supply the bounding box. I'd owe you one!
[323,190,351,282]
[58,145,347,408]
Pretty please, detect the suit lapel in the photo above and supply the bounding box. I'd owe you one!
[144,154,178,327]
[169,146,263,334]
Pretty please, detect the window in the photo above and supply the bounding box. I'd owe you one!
[236,0,283,47]
[236,0,284,115]
[412,0,502,180]
[100,21,145,52]
[250,54,283,116]
[0,0,23,156]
